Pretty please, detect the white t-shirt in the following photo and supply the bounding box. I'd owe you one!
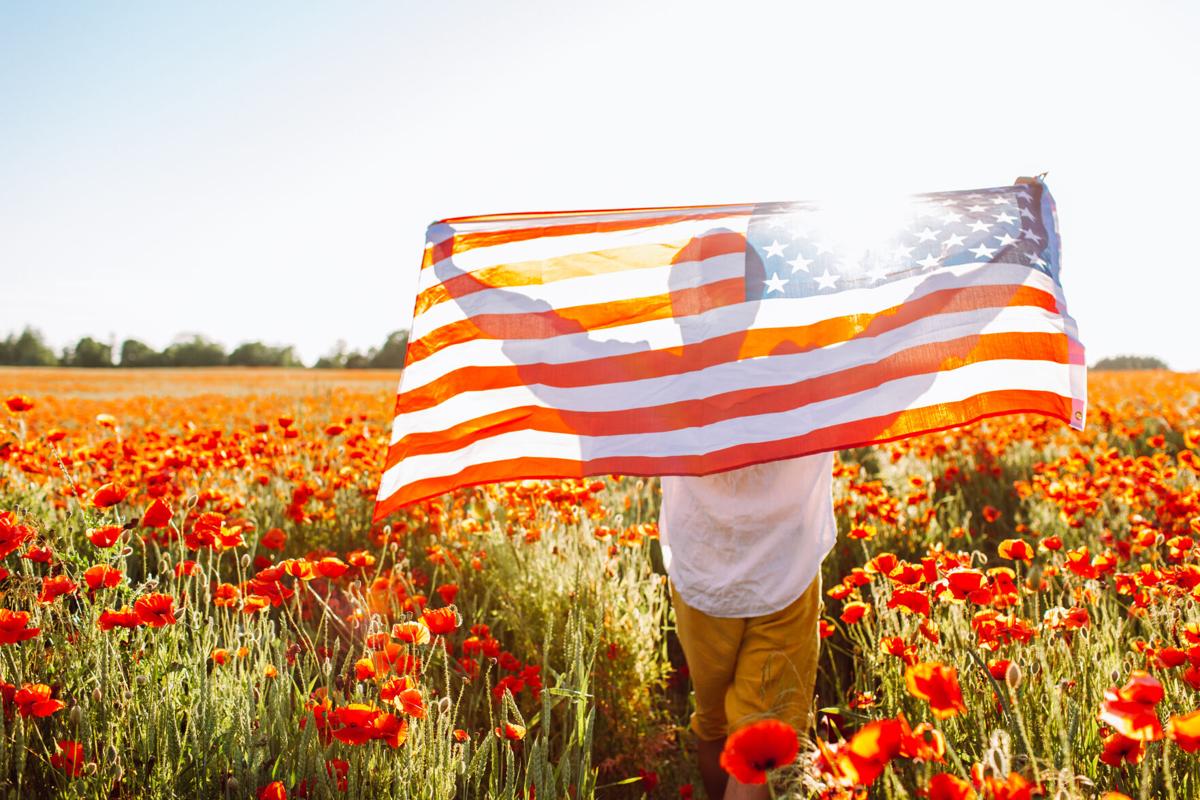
[659,452,836,618]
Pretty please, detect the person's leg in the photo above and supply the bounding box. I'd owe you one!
[670,580,744,800]
[723,573,823,797]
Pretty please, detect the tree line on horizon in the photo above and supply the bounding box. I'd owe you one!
[0,327,1174,372]
[0,327,409,370]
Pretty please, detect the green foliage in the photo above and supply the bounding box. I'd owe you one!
[62,337,114,368]
[228,342,303,368]
[119,339,163,368]
[1092,354,1169,370]
[160,335,228,367]
[0,327,58,366]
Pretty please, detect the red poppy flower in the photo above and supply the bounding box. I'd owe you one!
[0,609,40,644]
[316,557,348,579]
[330,703,381,745]
[87,525,122,548]
[91,482,129,509]
[1099,731,1146,766]
[496,722,527,741]
[437,583,460,605]
[422,607,459,635]
[719,719,799,785]
[840,602,870,625]
[260,527,287,550]
[140,498,173,529]
[905,662,968,720]
[887,588,931,617]
[21,545,53,564]
[0,512,35,559]
[325,758,350,791]
[982,505,1001,523]
[97,606,140,630]
[38,574,78,603]
[133,593,177,627]
[50,739,84,777]
[257,781,287,800]
[4,395,33,414]
[14,683,65,718]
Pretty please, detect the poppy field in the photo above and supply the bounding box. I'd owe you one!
[1,366,1199,799]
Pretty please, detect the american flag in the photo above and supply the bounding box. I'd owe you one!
[374,178,1085,519]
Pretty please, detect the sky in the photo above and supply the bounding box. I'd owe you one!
[1,1,1198,369]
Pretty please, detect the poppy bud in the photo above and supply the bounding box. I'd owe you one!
[136,675,148,687]
[383,525,393,537]
[185,495,199,510]
[122,690,132,702]
[438,696,452,715]
[1111,669,1121,683]
[70,705,83,726]
[106,745,118,762]
[240,554,252,568]
[83,762,98,777]
[1004,662,1022,690]
[144,579,158,591]
[120,545,135,557]
[92,687,102,704]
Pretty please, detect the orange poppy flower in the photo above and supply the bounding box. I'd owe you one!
[905,662,968,720]
[928,772,976,800]
[372,711,409,748]
[1098,671,1164,742]
[496,722,527,741]
[14,683,65,718]
[1167,709,1200,752]
[997,539,1034,563]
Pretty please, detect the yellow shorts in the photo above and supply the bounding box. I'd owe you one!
[670,573,822,741]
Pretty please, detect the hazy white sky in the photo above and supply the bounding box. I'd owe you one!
[2,1,1197,368]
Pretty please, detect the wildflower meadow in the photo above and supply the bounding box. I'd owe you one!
[0,366,1198,800]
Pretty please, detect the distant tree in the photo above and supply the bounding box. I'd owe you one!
[344,351,372,369]
[1,327,58,366]
[1092,355,1169,371]
[369,330,409,369]
[314,340,350,369]
[119,339,163,367]
[228,341,302,367]
[63,336,113,367]
[161,335,227,367]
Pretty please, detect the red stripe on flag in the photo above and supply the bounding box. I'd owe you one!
[398,283,1059,412]
[406,276,747,365]
[384,331,1068,469]
[373,388,1074,519]
[425,208,752,265]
